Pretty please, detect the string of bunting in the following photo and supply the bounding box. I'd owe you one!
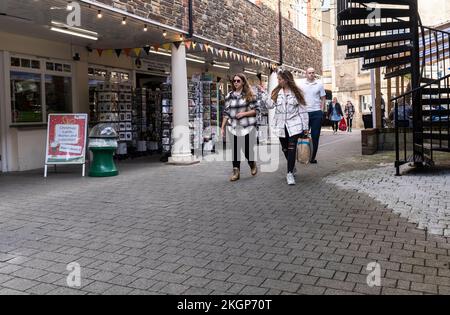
[94,40,277,69]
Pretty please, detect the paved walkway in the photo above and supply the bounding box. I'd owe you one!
[0,130,449,295]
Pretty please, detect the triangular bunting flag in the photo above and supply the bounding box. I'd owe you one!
[209,46,214,53]
[162,43,171,51]
[174,41,182,49]
[199,43,204,51]
[192,41,197,49]
[104,49,113,56]
[134,48,142,57]
[219,49,223,57]
[204,44,209,52]
[96,49,104,57]
[143,46,151,55]
[185,41,192,50]
[115,49,122,58]
[124,48,132,57]
[214,48,219,55]
[224,51,228,58]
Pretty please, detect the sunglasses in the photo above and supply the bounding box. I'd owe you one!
[233,79,242,83]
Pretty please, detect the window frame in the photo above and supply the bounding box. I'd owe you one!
[7,52,74,126]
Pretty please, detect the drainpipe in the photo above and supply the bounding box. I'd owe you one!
[188,0,194,38]
[278,0,283,66]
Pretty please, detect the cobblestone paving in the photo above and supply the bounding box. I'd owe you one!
[0,131,449,295]
[325,165,450,237]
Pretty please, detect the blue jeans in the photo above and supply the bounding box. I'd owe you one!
[308,111,323,161]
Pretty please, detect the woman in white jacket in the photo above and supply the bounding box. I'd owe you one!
[267,69,309,185]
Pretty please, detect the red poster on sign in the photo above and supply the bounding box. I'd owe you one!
[45,114,88,165]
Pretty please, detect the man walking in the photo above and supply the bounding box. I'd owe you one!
[299,68,326,164]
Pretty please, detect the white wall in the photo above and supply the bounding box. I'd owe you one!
[419,0,450,27]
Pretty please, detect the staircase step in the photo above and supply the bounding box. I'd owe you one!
[349,0,411,4]
[421,78,437,84]
[337,21,411,36]
[422,120,450,127]
[423,133,450,141]
[421,88,450,95]
[422,98,450,105]
[338,33,413,48]
[346,45,412,59]
[338,8,411,20]
[422,109,450,116]
[385,67,412,79]
[362,56,411,70]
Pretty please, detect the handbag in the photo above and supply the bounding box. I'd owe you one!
[339,117,347,131]
[297,136,312,164]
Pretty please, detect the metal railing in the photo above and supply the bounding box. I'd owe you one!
[392,73,450,175]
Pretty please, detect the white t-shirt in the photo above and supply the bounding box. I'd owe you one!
[299,79,326,113]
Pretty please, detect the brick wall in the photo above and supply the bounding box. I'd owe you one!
[94,0,322,72]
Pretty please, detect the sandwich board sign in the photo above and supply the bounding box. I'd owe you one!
[44,114,88,177]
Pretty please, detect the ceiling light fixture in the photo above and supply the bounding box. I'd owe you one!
[144,24,148,32]
[186,57,205,64]
[213,62,230,69]
[244,69,258,76]
[67,2,73,11]
[97,10,102,19]
[50,21,98,41]
[122,17,127,25]
[163,30,167,37]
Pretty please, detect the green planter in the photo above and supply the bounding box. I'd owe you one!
[89,147,119,177]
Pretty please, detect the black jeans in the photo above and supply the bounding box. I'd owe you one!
[232,133,255,169]
[332,121,339,132]
[279,128,300,173]
[347,117,353,130]
[308,111,322,161]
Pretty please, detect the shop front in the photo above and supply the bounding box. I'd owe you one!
[0,0,307,173]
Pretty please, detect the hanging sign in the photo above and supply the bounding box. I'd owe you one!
[44,114,88,177]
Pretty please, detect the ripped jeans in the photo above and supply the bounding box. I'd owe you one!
[279,127,301,173]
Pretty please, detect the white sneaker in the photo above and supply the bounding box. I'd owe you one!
[286,173,296,185]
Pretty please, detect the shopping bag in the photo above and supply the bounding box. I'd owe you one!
[297,136,312,164]
[339,117,347,131]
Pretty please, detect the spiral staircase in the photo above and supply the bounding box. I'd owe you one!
[336,0,450,175]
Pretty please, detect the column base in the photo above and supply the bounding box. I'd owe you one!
[167,154,200,165]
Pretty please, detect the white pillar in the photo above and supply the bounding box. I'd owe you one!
[168,42,198,165]
[267,70,279,144]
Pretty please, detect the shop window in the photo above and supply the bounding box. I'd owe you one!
[10,72,42,123]
[45,75,72,115]
[10,55,73,124]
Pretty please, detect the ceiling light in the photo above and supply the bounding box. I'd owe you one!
[244,69,258,76]
[67,2,73,11]
[163,30,167,37]
[144,24,148,32]
[149,50,171,57]
[97,10,102,19]
[213,62,230,69]
[122,17,127,25]
[50,21,98,41]
[186,57,205,64]
[50,27,98,40]
[179,34,184,41]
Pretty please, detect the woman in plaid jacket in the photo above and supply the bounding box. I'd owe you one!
[221,73,260,182]
[266,69,309,185]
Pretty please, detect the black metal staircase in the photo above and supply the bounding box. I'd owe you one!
[336,0,450,174]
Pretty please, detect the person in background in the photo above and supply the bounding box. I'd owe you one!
[327,97,344,135]
[299,68,326,164]
[266,69,309,185]
[221,73,259,182]
[344,100,355,132]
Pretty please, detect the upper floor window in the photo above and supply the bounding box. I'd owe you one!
[291,0,309,35]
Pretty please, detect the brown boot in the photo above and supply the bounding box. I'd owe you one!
[250,163,258,176]
[230,168,240,182]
